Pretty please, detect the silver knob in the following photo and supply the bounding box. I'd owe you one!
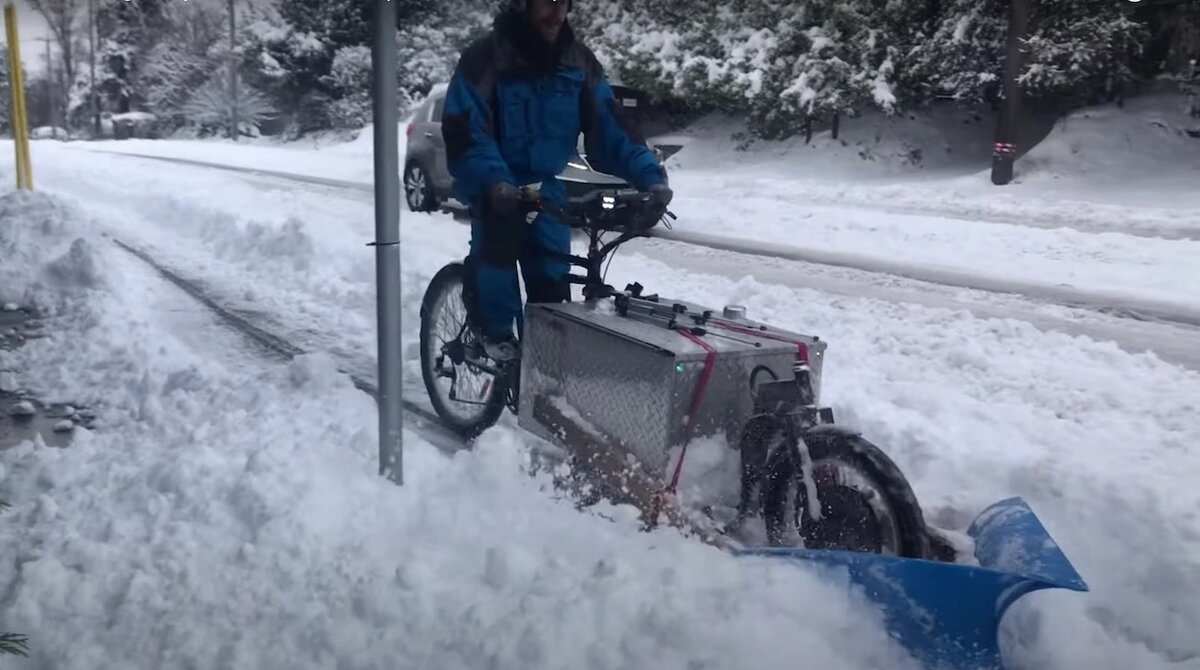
[722,305,747,320]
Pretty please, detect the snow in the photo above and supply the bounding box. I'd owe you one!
[2,89,1199,669]
[662,94,1200,236]
[0,193,916,668]
[8,400,34,417]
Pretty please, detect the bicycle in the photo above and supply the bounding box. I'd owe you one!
[418,186,670,439]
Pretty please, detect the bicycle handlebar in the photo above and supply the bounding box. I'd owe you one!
[517,185,672,234]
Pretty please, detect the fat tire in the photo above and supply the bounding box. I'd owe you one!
[419,262,507,440]
[761,428,931,559]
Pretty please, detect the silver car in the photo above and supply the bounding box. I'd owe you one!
[404,84,652,213]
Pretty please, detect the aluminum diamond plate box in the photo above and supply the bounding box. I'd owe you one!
[517,297,827,477]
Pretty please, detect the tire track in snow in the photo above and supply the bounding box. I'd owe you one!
[110,237,469,456]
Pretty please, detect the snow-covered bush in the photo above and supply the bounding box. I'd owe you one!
[182,74,278,137]
[325,45,372,129]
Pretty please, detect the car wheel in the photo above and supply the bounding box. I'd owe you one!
[405,162,436,212]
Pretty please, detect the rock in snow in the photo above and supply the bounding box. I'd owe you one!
[9,399,35,417]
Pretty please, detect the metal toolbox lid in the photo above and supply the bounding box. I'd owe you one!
[528,300,801,362]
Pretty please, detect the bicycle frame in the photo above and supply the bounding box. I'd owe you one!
[523,189,670,301]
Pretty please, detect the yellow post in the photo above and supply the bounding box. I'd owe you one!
[4,3,32,190]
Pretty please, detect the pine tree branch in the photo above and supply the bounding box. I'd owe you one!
[0,632,29,657]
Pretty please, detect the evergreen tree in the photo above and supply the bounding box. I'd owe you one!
[907,0,1148,107]
[1021,0,1148,105]
[87,0,170,114]
[905,0,1007,104]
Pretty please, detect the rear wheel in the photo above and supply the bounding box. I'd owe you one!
[405,161,436,212]
[761,427,931,559]
[419,262,508,439]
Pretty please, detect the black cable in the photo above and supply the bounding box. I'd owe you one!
[749,365,779,401]
[602,239,617,283]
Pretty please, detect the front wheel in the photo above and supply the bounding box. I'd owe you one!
[419,262,509,439]
[761,427,931,559]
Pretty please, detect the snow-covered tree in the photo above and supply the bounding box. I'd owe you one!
[132,1,226,131]
[239,0,488,134]
[906,0,1148,107]
[1021,0,1148,104]
[324,44,371,128]
[575,0,918,139]
[904,0,1007,104]
[80,0,169,115]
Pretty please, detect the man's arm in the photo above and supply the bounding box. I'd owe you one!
[441,39,515,204]
[579,52,666,191]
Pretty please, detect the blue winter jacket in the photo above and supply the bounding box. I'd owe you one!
[441,16,666,216]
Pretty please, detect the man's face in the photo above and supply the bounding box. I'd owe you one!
[527,0,568,43]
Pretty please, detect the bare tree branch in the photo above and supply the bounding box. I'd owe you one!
[27,0,80,84]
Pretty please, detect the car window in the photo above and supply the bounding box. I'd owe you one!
[431,96,444,122]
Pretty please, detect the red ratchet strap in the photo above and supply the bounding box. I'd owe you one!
[709,318,809,362]
[664,328,718,495]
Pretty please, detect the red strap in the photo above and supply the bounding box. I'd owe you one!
[709,318,809,362]
[665,328,718,494]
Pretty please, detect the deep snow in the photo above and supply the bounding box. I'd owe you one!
[2,90,1199,669]
[0,190,918,670]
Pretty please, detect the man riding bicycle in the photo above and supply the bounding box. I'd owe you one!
[442,0,672,362]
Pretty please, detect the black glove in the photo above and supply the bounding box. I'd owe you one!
[634,183,673,231]
[648,183,673,209]
[487,181,523,222]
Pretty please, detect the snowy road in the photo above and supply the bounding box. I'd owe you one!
[56,144,1200,368]
[69,144,1200,328]
[2,134,1199,669]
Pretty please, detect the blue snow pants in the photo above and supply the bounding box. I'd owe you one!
[467,211,571,340]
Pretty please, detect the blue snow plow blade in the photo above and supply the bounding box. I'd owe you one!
[735,497,1088,670]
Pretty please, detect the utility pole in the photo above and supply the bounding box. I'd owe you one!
[991,0,1030,185]
[34,36,54,138]
[89,0,98,137]
[372,0,403,485]
[228,0,238,141]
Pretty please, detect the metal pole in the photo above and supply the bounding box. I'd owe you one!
[372,0,403,484]
[228,0,237,141]
[89,0,98,137]
[991,0,1029,185]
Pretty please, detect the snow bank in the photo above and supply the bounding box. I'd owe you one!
[0,191,107,311]
[1019,92,1200,181]
[0,189,918,669]
[663,91,1200,238]
[667,104,997,179]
